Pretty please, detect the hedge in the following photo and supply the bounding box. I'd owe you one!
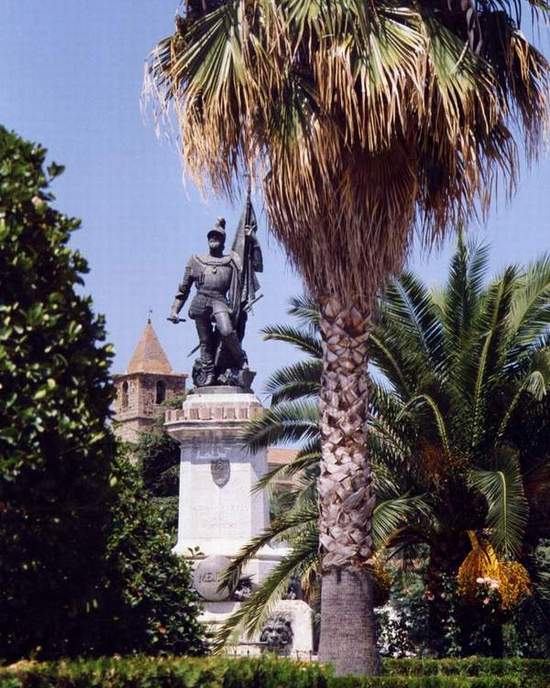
[1,656,549,688]
[382,658,550,678]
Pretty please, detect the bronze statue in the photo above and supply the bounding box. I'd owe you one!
[169,198,262,388]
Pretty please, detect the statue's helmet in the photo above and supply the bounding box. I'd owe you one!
[207,217,226,239]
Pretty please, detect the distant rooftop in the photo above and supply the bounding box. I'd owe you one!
[126,320,173,375]
[267,447,298,465]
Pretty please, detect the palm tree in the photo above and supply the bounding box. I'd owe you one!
[217,240,550,656]
[145,0,549,672]
[364,240,550,655]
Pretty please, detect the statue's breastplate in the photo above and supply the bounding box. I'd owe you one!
[196,258,233,295]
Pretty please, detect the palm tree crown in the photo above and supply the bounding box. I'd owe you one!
[146,0,548,303]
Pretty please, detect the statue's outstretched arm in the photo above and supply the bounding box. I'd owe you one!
[169,260,194,320]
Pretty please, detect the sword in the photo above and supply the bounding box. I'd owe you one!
[186,344,201,359]
[244,293,264,312]
[185,293,264,358]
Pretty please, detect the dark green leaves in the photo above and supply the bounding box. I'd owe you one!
[47,162,65,179]
[0,127,205,661]
[0,127,115,659]
[470,448,529,558]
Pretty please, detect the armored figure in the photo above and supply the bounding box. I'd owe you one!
[169,213,262,388]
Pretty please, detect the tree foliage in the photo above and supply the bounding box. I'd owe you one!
[0,127,205,660]
[0,126,116,659]
[98,457,206,656]
[146,0,550,673]
[134,410,181,537]
[218,239,550,654]
[145,0,549,307]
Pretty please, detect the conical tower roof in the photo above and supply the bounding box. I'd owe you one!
[127,320,173,374]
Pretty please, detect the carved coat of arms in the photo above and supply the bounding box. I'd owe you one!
[211,458,230,487]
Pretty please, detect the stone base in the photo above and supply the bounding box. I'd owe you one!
[165,389,264,427]
[166,389,313,658]
[174,543,288,585]
[187,385,252,396]
[200,599,314,657]
[166,390,268,558]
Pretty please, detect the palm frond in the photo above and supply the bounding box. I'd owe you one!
[507,254,550,353]
[442,233,489,363]
[146,0,549,305]
[480,12,549,156]
[525,356,550,400]
[220,505,318,591]
[369,330,414,399]
[265,359,322,404]
[470,447,529,557]
[496,349,550,443]
[262,324,322,358]
[398,393,451,457]
[470,267,518,447]
[383,271,444,369]
[372,495,432,550]
[288,295,320,329]
[239,400,319,452]
[253,441,321,493]
[369,382,415,475]
[214,528,319,651]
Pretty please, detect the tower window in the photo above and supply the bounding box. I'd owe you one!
[121,381,129,409]
[155,380,166,404]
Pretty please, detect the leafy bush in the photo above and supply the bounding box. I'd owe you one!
[377,569,431,658]
[0,126,116,659]
[382,658,550,677]
[502,541,550,658]
[1,657,549,688]
[0,128,205,660]
[98,457,206,656]
[134,402,183,537]
[0,657,328,688]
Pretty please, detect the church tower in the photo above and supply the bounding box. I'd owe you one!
[113,319,187,443]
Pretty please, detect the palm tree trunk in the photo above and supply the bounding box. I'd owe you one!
[317,297,380,676]
[426,535,463,656]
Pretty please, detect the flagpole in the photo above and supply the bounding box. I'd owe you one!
[244,169,252,220]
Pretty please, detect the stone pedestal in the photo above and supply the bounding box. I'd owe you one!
[165,387,313,657]
[165,387,284,583]
[201,599,314,659]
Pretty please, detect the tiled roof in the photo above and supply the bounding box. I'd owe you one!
[127,321,173,375]
[267,447,298,465]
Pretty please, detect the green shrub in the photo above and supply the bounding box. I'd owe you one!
[0,657,329,688]
[0,128,205,660]
[99,458,206,656]
[1,657,548,688]
[382,658,550,677]
[333,678,523,687]
[0,127,116,659]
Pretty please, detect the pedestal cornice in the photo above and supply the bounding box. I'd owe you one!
[165,390,263,442]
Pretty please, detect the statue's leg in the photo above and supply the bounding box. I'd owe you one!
[195,316,216,380]
[214,311,247,369]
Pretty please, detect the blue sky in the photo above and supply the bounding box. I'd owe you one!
[1,2,549,397]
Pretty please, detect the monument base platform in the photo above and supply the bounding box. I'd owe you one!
[200,599,314,658]
[166,390,268,560]
[173,543,289,586]
[165,387,314,658]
